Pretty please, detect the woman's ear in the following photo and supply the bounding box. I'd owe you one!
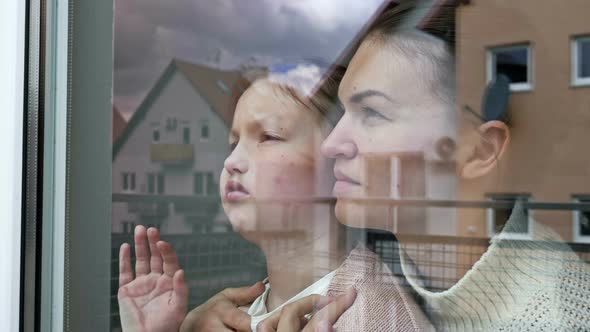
[459,121,510,179]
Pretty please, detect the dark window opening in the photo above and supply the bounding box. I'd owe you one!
[183,127,190,144]
[201,124,209,139]
[493,46,530,84]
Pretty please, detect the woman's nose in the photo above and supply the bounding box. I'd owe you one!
[224,150,248,175]
[321,121,358,159]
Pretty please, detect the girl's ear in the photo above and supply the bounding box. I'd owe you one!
[459,121,510,179]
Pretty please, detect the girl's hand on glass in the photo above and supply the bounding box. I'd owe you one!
[118,225,188,332]
[257,287,356,332]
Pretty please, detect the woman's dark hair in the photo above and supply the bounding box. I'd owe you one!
[366,0,457,108]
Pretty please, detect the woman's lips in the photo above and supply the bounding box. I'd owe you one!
[333,180,362,196]
[224,180,251,203]
[333,169,361,196]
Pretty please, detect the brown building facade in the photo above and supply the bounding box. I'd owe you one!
[456,0,590,242]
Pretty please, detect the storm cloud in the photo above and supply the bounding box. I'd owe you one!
[113,0,385,115]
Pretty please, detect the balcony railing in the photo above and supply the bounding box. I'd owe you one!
[174,196,220,218]
[150,143,194,163]
[127,201,169,217]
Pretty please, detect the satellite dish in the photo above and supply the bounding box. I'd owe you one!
[482,74,511,122]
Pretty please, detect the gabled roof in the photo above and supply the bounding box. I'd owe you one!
[112,106,127,142]
[113,59,248,160]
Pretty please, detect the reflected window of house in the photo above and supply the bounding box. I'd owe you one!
[183,127,191,144]
[487,44,532,91]
[194,172,215,195]
[122,221,136,234]
[201,123,209,140]
[572,36,590,86]
[122,172,136,191]
[157,173,165,194]
[147,172,165,194]
[206,172,217,195]
[573,195,590,243]
[153,127,160,142]
[486,193,533,239]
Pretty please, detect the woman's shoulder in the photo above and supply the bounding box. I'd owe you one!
[328,245,434,331]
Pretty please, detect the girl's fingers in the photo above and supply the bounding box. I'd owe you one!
[118,243,133,287]
[134,225,151,276]
[172,269,189,305]
[157,240,180,277]
[147,227,163,274]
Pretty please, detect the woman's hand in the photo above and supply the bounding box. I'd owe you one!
[257,288,357,332]
[180,282,265,332]
[118,225,189,332]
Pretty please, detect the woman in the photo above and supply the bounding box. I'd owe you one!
[318,2,590,331]
[117,64,352,332]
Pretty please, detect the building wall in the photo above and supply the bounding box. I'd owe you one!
[456,0,590,240]
[112,70,230,234]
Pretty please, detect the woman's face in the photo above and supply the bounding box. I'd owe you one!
[220,79,332,234]
[321,37,457,230]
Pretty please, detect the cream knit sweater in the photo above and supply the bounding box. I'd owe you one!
[327,203,590,331]
[400,203,590,331]
[326,245,435,331]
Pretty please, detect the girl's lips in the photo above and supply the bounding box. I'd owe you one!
[224,180,251,203]
[225,191,251,202]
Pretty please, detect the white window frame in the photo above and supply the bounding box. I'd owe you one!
[571,35,590,87]
[573,197,590,243]
[0,0,26,329]
[487,43,534,92]
[486,195,534,240]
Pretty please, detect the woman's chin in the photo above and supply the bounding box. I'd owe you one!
[334,200,391,231]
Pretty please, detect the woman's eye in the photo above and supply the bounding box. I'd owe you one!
[361,106,391,125]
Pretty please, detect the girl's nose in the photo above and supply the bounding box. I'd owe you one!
[224,150,248,175]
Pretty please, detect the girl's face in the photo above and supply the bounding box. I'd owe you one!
[321,37,457,230]
[220,79,332,234]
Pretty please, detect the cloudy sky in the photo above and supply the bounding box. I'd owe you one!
[113,0,385,117]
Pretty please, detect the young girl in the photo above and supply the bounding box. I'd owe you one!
[117,64,351,332]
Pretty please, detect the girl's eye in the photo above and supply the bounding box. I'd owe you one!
[229,142,238,151]
[261,133,282,143]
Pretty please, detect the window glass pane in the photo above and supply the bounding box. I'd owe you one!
[102,2,590,332]
[206,172,216,195]
[193,173,204,195]
[578,39,590,78]
[122,173,128,191]
[157,173,165,194]
[183,127,190,144]
[147,173,155,194]
[201,124,209,139]
[580,211,590,236]
[494,47,529,83]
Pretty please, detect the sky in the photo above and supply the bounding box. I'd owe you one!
[113,0,385,117]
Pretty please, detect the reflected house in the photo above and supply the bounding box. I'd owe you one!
[112,106,127,142]
[112,59,258,234]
